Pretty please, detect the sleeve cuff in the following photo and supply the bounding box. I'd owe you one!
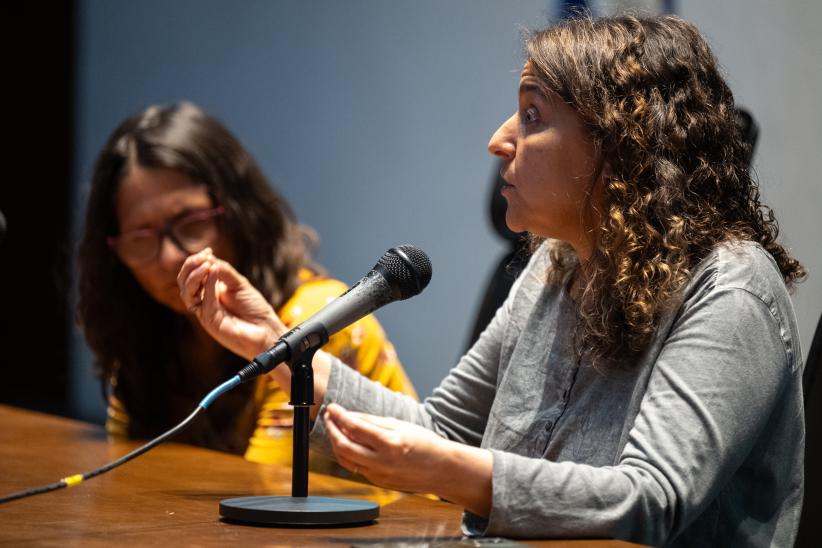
[460,449,513,537]
[308,355,344,457]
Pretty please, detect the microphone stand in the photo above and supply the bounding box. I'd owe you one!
[218,344,379,526]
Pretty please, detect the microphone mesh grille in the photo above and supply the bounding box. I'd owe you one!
[377,245,433,299]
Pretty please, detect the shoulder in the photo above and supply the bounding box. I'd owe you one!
[682,240,800,367]
[688,241,789,304]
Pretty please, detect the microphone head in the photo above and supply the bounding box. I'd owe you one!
[376,245,432,300]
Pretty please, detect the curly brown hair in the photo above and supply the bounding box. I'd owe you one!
[525,15,805,364]
[77,102,318,436]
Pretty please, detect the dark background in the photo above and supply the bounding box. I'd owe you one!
[3,3,75,416]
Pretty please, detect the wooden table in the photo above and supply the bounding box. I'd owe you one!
[0,405,642,547]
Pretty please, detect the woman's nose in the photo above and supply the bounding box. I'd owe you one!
[157,235,187,271]
[487,113,517,159]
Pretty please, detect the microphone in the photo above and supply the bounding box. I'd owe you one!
[237,244,432,382]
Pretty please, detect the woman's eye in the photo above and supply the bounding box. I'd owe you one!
[521,106,540,126]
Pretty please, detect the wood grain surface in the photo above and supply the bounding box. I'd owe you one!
[0,404,644,547]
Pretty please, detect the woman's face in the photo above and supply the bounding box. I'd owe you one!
[488,64,603,261]
[113,165,234,314]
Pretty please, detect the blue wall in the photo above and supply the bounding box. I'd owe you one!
[74,1,822,423]
[71,0,554,420]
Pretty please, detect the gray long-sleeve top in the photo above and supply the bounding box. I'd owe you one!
[310,240,804,546]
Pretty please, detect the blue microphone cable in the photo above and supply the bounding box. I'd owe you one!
[0,375,242,504]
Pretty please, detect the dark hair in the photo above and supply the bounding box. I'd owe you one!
[525,15,805,364]
[77,101,316,435]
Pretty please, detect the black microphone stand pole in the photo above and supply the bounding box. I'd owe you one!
[219,345,379,526]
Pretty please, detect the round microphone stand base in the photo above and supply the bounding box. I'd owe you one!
[219,495,379,526]
[220,350,378,527]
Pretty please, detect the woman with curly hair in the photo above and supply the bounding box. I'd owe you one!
[77,102,416,467]
[178,16,805,546]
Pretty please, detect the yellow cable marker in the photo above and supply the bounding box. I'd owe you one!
[62,474,84,487]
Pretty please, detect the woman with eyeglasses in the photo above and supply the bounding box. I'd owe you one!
[179,16,806,545]
[77,101,417,467]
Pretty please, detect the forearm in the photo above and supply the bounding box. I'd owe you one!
[433,441,493,518]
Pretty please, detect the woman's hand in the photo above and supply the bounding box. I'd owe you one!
[177,247,286,361]
[323,403,493,516]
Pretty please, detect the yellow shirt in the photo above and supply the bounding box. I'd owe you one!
[106,272,417,468]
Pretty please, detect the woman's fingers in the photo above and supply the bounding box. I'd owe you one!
[325,404,397,451]
[183,251,247,316]
[325,411,378,474]
[324,404,447,494]
[207,256,248,291]
[182,261,212,311]
[347,411,399,430]
[178,247,213,310]
[177,248,212,308]
[177,247,212,286]
[201,261,222,319]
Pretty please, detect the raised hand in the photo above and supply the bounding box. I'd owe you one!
[177,247,286,361]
